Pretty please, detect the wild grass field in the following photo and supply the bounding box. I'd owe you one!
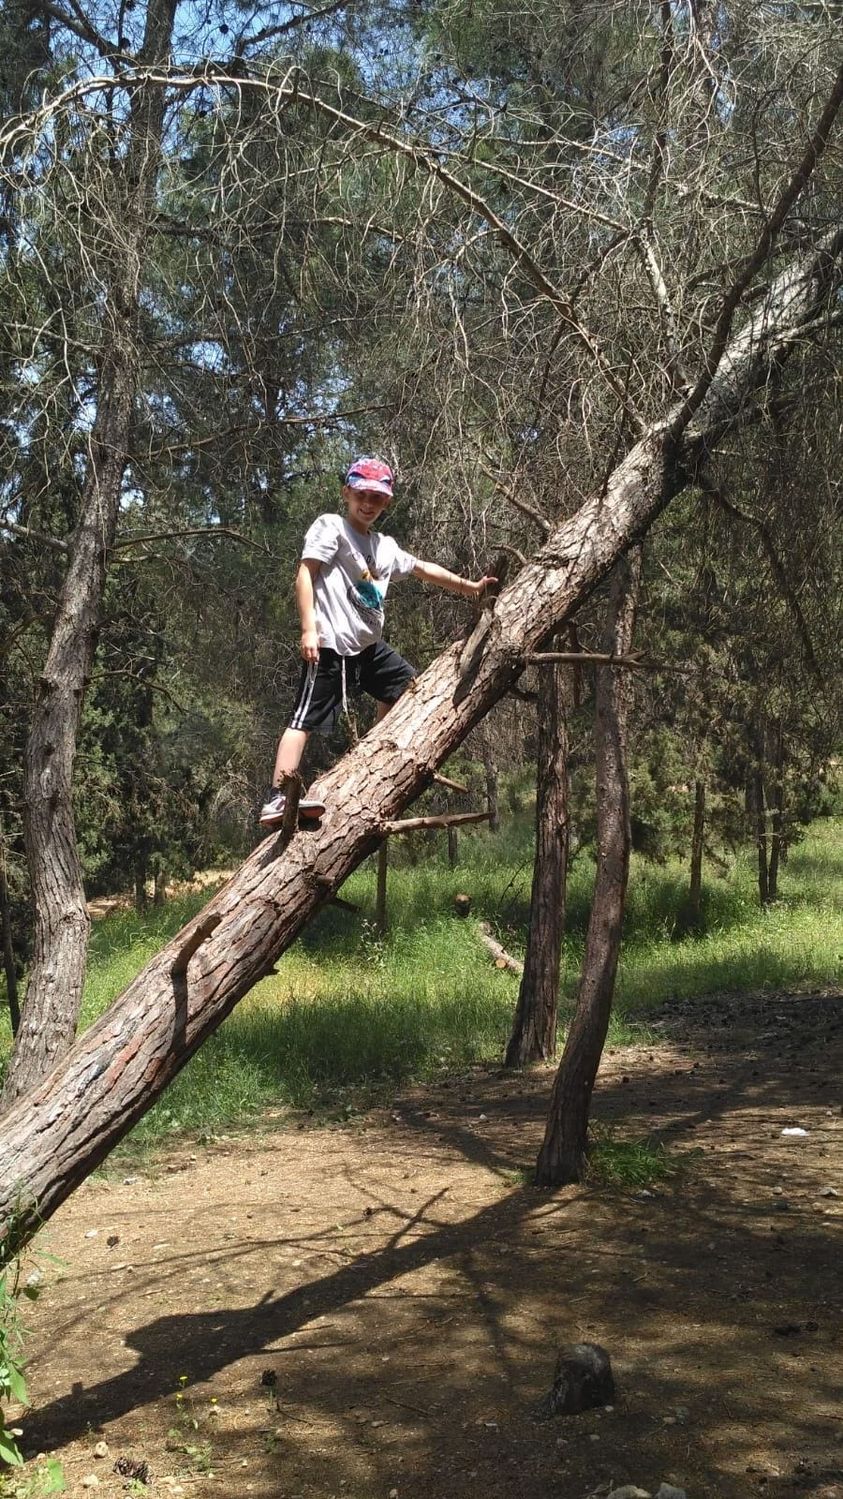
[2,817,841,1152]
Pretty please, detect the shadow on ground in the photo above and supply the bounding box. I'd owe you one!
[21,989,843,1499]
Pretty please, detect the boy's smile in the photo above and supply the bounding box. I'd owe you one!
[343,485,391,533]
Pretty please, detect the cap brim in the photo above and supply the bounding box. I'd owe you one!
[346,476,393,497]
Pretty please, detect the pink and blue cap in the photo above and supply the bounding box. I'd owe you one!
[344,456,395,498]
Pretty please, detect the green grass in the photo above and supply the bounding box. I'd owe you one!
[585,1125,680,1190]
[1,818,841,1154]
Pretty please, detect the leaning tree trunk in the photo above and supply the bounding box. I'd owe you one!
[535,549,642,1188]
[505,651,571,1066]
[0,225,840,1255]
[1,0,177,1109]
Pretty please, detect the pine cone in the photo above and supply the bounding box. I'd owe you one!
[113,1456,151,1484]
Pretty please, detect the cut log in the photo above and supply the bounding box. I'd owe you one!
[0,224,841,1254]
[477,922,524,976]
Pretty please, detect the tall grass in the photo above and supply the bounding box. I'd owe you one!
[1,818,840,1152]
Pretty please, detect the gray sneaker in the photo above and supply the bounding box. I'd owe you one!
[258,789,327,827]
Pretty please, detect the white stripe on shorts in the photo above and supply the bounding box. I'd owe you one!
[289,661,319,730]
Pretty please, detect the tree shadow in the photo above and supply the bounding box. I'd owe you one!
[22,988,843,1498]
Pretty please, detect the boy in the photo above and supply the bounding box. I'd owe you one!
[259,456,496,827]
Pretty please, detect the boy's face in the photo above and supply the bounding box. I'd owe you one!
[342,484,392,532]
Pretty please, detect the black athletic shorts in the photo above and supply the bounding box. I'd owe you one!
[288,642,416,735]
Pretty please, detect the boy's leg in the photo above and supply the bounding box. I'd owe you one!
[260,653,342,826]
[359,641,416,720]
[259,728,319,827]
[272,727,308,785]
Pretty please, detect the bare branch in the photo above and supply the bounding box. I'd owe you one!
[527,652,650,671]
[381,811,492,835]
[112,525,274,553]
[675,62,843,434]
[236,0,357,55]
[2,522,70,554]
[703,484,822,680]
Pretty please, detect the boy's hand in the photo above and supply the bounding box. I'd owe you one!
[465,575,499,600]
[300,629,319,663]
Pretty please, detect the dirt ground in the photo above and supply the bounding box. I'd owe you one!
[15,988,843,1499]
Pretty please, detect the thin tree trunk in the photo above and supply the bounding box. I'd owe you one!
[0,823,20,1036]
[375,843,388,934]
[752,766,770,907]
[535,548,641,1188]
[1,0,177,1109]
[688,779,706,922]
[482,728,500,833]
[505,654,571,1066]
[767,721,785,902]
[0,224,839,1251]
[6,361,134,1104]
[134,860,148,915]
[447,825,459,868]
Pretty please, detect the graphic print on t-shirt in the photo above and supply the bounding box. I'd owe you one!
[344,536,386,627]
[349,563,385,624]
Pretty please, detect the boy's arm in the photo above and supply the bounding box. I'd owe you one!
[296,559,321,662]
[412,560,497,600]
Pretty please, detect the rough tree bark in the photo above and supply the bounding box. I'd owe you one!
[0,819,20,1036]
[505,648,572,1066]
[1,0,178,1108]
[534,549,642,1188]
[0,222,840,1254]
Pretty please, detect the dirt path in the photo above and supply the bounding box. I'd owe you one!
[16,989,843,1499]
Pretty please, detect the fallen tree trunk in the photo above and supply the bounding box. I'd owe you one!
[0,225,841,1255]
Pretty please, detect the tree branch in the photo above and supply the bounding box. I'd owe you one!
[235,0,356,55]
[112,525,271,553]
[703,483,822,680]
[380,811,491,835]
[2,522,69,554]
[527,651,650,670]
[39,0,127,62]
[674,61,843,434]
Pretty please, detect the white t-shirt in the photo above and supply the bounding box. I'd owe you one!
[301,512,418,656]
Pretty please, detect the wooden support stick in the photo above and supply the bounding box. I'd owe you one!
[527,651,649,669]
[477,921,523,975]
[380,810,491,835]
[432,771,470,795]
